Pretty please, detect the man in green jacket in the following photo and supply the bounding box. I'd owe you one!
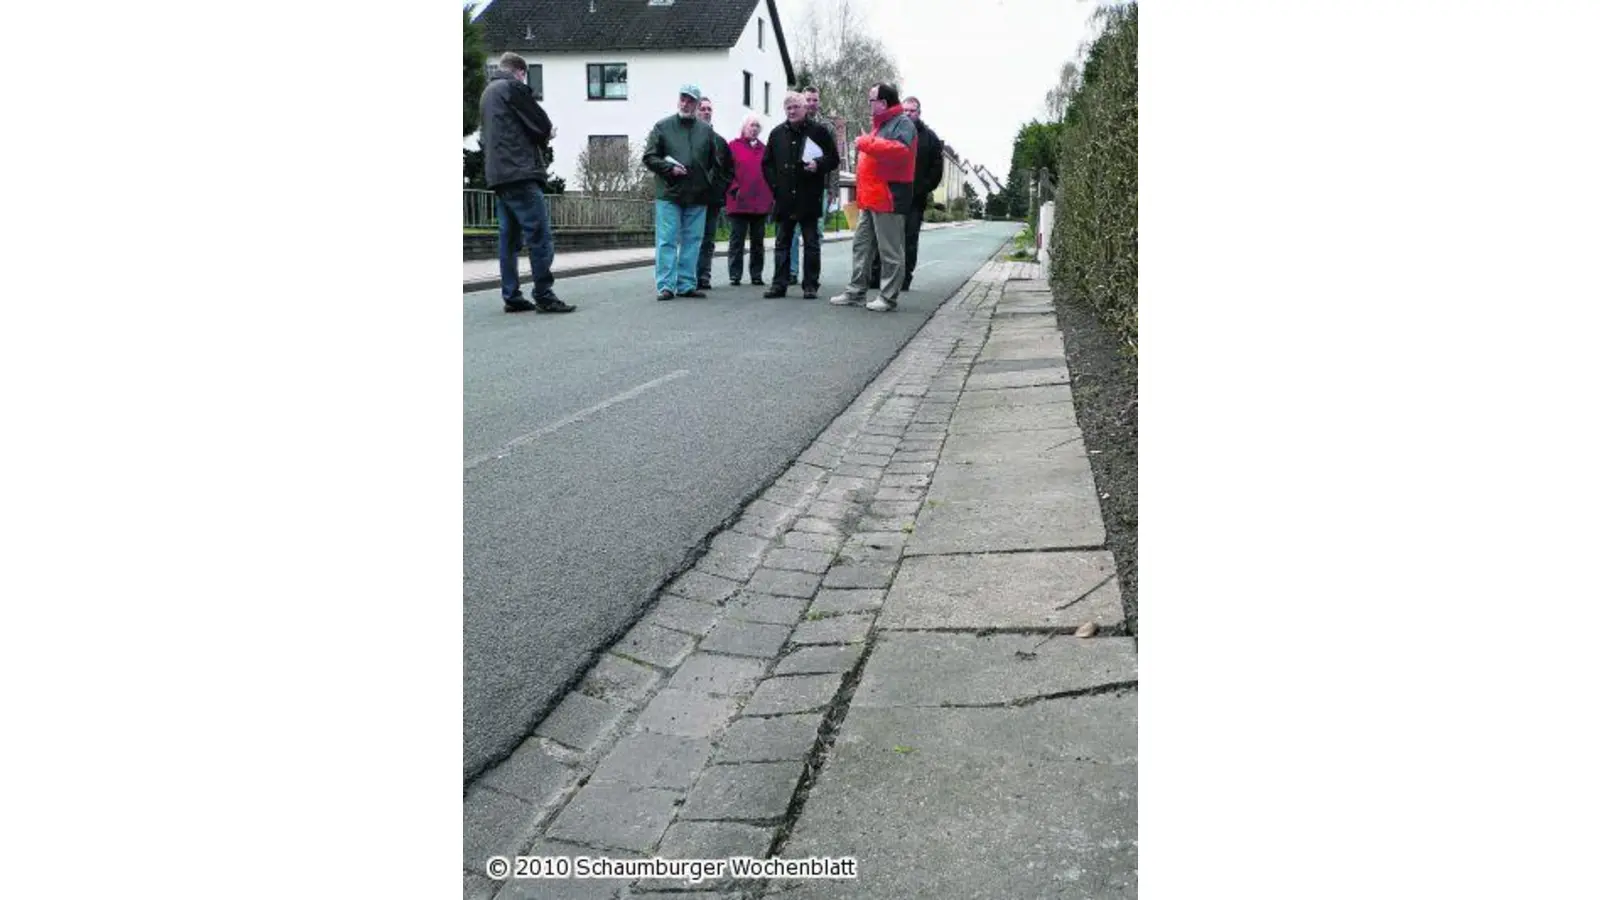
[642,84,722,301]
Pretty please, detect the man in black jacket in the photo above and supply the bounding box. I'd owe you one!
[762,92,840,299]
[695,96,733,290]
[478,52,574,313]
[869,95,943,291]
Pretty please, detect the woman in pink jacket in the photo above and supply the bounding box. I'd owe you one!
[724,115,775,286]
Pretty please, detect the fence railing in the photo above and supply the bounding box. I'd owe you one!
[465,189,654,230]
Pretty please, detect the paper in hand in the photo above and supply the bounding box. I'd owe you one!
[801,138,824,164]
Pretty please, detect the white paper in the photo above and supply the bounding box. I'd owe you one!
[664,156,683,169]
[802,138,824,164]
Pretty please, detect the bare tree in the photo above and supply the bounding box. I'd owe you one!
[793,0,901,163]
[574,138,647,196]
[1044,61,1081,122]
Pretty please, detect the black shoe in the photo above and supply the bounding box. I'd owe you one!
[504,297,538,313]
[697,282,713,291]
[730,279,742,286]
[902,276,913,290]
[763,286,787,298]
[534,298,575,313]
[681,289,706,298]
[802,290,818,299]
[751,277,764,286]
[657,290,675,301]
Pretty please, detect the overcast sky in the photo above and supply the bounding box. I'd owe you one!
[468,0,1104,187]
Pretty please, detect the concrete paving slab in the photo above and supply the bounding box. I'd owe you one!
[465,872,498,900]
[638,822,776,890]
[680,761,805,821]
[613,623,697,670]
[822,563,897,590]
[545,782,683,853]
[723,592,808,626]
[772,643,866,676]
[880,552,1123,631]
[790,613,873,646]
[963,366,1072,391]
[634,689,741,738]
[776,697,1136,899]
[940,427,1091,466]
[591,731,714,790]
[807,589,885,615]
[746,567,824,599]
[977,336,1066,362]
[742,672,845,716]
[664,571,742,605]
[948,402,1080,435]
[954,383,1076,410]
[699,619,792,659]
[925,457,1096,501]
[852,632,1136,709]
[477,737,580,806]
[640,596,724,638]
[535,692,629,753]
[713,713,826,763]
[464,784,543,868]
[907,492,1106,554]
[779,531,845,555]
[580,654,664,709]
[667,653,769,697]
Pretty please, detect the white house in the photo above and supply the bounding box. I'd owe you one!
[473,0,796,190]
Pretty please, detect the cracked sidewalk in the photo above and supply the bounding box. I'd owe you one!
[464,256,1136,900]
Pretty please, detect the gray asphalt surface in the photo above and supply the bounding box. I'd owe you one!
[464,220,1018,780]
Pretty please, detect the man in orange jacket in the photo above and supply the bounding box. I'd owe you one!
[829,82,917,312]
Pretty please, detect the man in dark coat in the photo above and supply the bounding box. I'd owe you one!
[869,95,943,291]
[761,91,840,299]
[695,96,733,290]
[478,52,575,313]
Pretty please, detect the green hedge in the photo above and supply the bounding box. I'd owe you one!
[1049,3,1138,353]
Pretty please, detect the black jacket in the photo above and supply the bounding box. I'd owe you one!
[913,120,945,200]
[707,132,732,208]
[643,114,722,206]
[761,119,841,222]
[478,71,552,189]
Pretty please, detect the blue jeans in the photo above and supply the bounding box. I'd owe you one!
[495,181,557,302]
[654,201,706,293]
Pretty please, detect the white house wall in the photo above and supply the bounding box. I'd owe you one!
[488,4,791,191]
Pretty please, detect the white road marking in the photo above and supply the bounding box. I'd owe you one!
[465,369,692,470]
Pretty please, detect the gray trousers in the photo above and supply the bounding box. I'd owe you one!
[846,209,907,302]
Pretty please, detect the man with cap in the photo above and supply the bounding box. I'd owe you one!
[643,84,724,300]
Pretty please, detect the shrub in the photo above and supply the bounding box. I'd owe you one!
[1049,3,1138,353]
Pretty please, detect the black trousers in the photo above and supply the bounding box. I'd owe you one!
[696,205,723,286]
[772,217,822,292]
[869,200,926,288]
[726,213,766,282]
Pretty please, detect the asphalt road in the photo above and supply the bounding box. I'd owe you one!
[464,220,1018,780]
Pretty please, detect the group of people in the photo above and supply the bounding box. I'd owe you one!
[477,52,945,315]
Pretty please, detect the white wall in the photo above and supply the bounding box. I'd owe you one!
[485,4,792,190]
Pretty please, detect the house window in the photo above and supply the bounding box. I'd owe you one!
[764,82,771,115]
[743,72,753,108]
[586,63,627,100]
[486,62,543,97]
[588,134,629,156]
[759,18,765,49]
